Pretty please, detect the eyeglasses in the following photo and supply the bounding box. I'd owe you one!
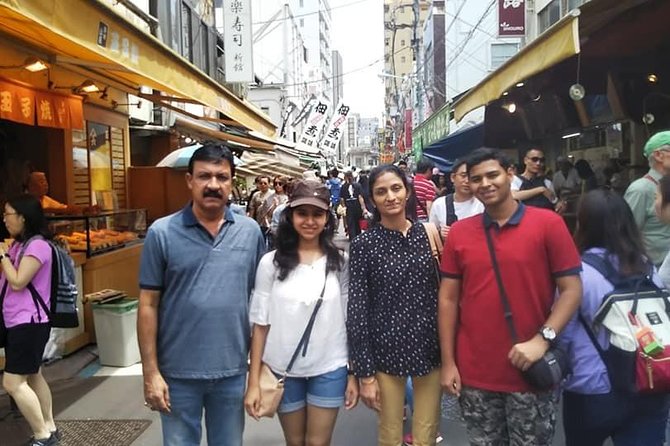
[274,182,284,186]
[529,156,546,164]
[2,212,17,218]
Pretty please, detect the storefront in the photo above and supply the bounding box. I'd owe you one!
[0,0,278,365]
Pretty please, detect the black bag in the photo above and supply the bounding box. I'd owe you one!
[484,226,569,390]
[444,194,458,226]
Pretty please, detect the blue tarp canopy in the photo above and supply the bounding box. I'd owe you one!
[422,123,485,172]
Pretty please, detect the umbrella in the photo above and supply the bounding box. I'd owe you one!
[156,144,243,169]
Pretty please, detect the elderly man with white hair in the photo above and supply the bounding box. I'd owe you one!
[624,130,670,266]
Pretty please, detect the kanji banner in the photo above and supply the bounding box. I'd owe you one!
[224,0,253,82]
[498,0,525,37]
[297,99,331,150]
[0,78,83,129]
[320,101,350,152]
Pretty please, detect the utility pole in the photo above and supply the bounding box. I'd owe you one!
[412,0,424,126]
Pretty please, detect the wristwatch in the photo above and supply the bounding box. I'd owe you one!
[539,326,557,343]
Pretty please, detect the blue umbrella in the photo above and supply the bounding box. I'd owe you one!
[156,144,243,169]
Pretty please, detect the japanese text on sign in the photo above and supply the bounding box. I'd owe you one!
[224,0,253,82]
[320,102,351,152]
[297,99,331,150]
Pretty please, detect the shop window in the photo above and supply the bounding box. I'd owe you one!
[73,122,127,209]
[490,42,519,70]
[568,0,588,10]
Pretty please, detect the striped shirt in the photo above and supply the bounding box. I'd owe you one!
[414,174,436,220]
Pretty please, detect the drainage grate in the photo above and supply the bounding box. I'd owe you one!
[57,419,152,446]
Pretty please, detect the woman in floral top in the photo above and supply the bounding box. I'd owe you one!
[347,164,442,446]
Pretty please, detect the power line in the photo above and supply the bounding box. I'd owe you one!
[445,0,496,71]
[251,0,374,25]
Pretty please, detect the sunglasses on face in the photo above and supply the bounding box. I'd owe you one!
[274,182,284,186]
[529,156,546,164]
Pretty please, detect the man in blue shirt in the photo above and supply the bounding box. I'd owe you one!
[138,142,265,446]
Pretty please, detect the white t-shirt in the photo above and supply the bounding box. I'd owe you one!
[429,195,484,227]
[249,251,349,377]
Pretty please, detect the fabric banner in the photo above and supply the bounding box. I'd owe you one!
[296,99,331,151]
[0,78,83,129]
[320,101,350,152]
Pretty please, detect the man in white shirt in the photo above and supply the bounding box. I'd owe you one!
[429,158,484,239]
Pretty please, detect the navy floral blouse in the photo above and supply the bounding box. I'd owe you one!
[347,221,441,378]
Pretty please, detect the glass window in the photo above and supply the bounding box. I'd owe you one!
[181,2,192,61]
[568,0,588,10]
[538,0,561,34]
[490,42,519,70]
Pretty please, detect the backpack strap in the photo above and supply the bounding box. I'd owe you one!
[445,194,457,226]
[582,252,622,286]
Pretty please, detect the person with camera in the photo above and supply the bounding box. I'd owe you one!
[438,148,582,445]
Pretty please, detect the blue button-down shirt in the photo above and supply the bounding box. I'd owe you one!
[139,203,265,379]
[560,248,664,394]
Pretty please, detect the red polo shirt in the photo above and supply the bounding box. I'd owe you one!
[440,203,581,392]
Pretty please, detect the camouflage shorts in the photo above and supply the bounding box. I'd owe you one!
[459,386,557,446]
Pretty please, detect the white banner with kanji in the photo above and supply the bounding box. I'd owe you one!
[224,0,253,82]
[296,99,331,151]
[320,101,350,153]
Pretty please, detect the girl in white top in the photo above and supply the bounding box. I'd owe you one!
[245,179,358,446]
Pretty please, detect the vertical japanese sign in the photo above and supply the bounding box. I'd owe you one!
[224,0,253,82]
[498,0,525,37]
[297,99,331,150]
[403,108,412,152]
[320,102,351,153]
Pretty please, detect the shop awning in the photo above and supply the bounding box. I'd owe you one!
[423,123,485,172]
[174,116,274,152]
[238,151,306,179]
[0,0,276,136]
[453,12,581,122]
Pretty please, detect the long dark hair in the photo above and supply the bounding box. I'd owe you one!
[368,164,410,223]
[659,175,670,207]
[273,206,343,281]
[6,194,52,242]
[574,189,648,275]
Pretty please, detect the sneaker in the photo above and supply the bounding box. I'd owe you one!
[26,432,58,446]
[403,433,413,445]
[51,429,62,441]
[436,432,444,443]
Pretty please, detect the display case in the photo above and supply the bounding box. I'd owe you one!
[47,209,147,257]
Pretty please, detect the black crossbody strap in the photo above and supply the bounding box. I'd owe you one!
[484,226,519,343]
[284,269,328,376]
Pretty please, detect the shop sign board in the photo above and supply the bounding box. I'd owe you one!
[320,102,351,152]
[223,0,253,82]
[412,104,450,156]
[0,79,83,129]
[296,99,331,151]
[498,0,526,37]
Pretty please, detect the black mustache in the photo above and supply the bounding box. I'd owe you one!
[203,190,223,198]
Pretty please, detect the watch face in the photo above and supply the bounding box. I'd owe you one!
[542,327,556,341]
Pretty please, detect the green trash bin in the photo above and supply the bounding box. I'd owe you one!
[92,299,140,367]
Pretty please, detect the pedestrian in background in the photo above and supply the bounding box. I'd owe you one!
[248,175,275,248]
[245,179,357,446]
[347,164,442,446]
[0,194,58,446]
[413,158,436,222]
[512,147,559,211]
[624,130,670,266]
[138,143,265,446]
[340,171,368,241]
[560,188,670,445]
[439,148,582,445]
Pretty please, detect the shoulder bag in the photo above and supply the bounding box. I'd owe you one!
[422,222,443,287]
[484,225,569,390]
[256,269,328,418]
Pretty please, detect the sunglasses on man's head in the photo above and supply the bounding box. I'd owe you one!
[529,156,546,164]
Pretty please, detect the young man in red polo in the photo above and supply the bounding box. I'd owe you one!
[438,148,582,445]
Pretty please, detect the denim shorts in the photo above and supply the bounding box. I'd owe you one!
[278,366,348,414]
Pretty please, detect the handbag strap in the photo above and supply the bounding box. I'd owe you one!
[421,222,442,260]
[577,312,607,364]
[284,268,328,376]
[484,225,519,343]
